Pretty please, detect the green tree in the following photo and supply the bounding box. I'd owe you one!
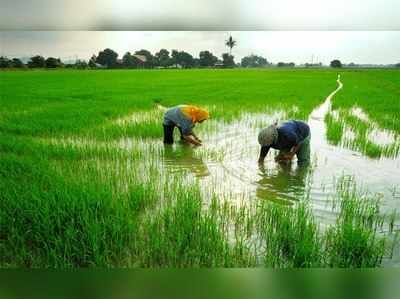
[88,55,97,68]
[170,50,194,68]
[0,56,11,68]
[277,62,295,67]
[75,60,88,69]
[241,54,268,67]
[45,57,63,68]
[193,58,200,68]
[11,58,24,68]
[222,53,235,68]
[96,48,118,68]
[330,59,342,68]
[122,52,140,68]
[178,51,195,68]
[171,50,179,67]
[28,55,46,68]
[155,49,171,67]
[199,50,218,67]
[225,35,237,56]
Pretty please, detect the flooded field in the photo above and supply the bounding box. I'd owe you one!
[153,75,399,210]
[144,75,400,265]
[1,69,399,267]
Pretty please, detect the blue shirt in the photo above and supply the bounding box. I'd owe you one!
[260,120,310,157]
[273,120,310,149]
[163,106,194,135]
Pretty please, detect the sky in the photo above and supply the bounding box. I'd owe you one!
[1,31,400,65]
[1,1,399,64]
[1,0,399,30]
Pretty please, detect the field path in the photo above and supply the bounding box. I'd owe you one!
[309,74,342,122]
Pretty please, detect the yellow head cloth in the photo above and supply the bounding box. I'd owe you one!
[181,105,209,123]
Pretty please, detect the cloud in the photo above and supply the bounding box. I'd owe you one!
[0,0,399,30]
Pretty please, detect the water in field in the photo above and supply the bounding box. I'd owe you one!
[45,75,400,266]
[161,77,399,209]
[158,76,400,265]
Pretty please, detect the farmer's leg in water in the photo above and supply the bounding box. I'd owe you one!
[163,124,175,144]
[178,127,185,141]
[296,134,311,165]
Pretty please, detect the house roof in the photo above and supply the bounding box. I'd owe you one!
[133,55,147,62]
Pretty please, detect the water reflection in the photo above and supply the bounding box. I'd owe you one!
[163,144,210,177]
[256,162,309,204]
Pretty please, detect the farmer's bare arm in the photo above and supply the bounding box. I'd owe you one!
[291,144,301,155]
[191,132,202,142]
[283,144,301,160]
[183,134,202,146]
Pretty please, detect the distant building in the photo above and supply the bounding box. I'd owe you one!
[133,55,147,63]
[168,64,183,69]
[346,64,395,68]
[132,54,147,68]
[213,62,225,68]
[304,62,323,68]
[95,63,106,68]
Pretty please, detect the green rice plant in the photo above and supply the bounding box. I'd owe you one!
[252,175,395,268]
[0,153,157,268]
[91,109,164,140]
[325,112,344,145]
[363,141,383,159]
[0,69,336,138]
[326,108,400,159]
[324,176,387,267]
[93,120,162,140]
[1,69,399,268]
[134,184,254,267]
[254,200,323,268]
[333,70,400,134]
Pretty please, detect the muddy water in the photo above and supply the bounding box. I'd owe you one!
[161,76,400,265]
[163,76,399,208]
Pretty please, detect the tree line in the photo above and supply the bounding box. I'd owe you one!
[1,51,396,70]
[0,49,241,69]
[0,45,278,69]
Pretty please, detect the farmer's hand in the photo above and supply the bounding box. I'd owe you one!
[282,154,294,160]
[275,154,293,162]
[191,134,202,143]
[193,139,202,146]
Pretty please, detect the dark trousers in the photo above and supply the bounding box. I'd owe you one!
[163,124,184,144]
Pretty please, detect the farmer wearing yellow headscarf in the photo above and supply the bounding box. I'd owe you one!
[163,105,209,145]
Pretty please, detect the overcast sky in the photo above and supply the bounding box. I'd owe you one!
[1,31,399,65]
[1,0,399,30]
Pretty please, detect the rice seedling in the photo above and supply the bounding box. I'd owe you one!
[324,176,388,267]
[0,69,336,138]
[0,154,157,267]
[1,68,399,268]
[324,113,344,145]
[333,70,400,134]
[325,108,400,158]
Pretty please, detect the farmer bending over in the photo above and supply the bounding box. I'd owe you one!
[258,120,311,165]
[163,105,209,146]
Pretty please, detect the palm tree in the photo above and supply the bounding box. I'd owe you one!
[225,35,236,56]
